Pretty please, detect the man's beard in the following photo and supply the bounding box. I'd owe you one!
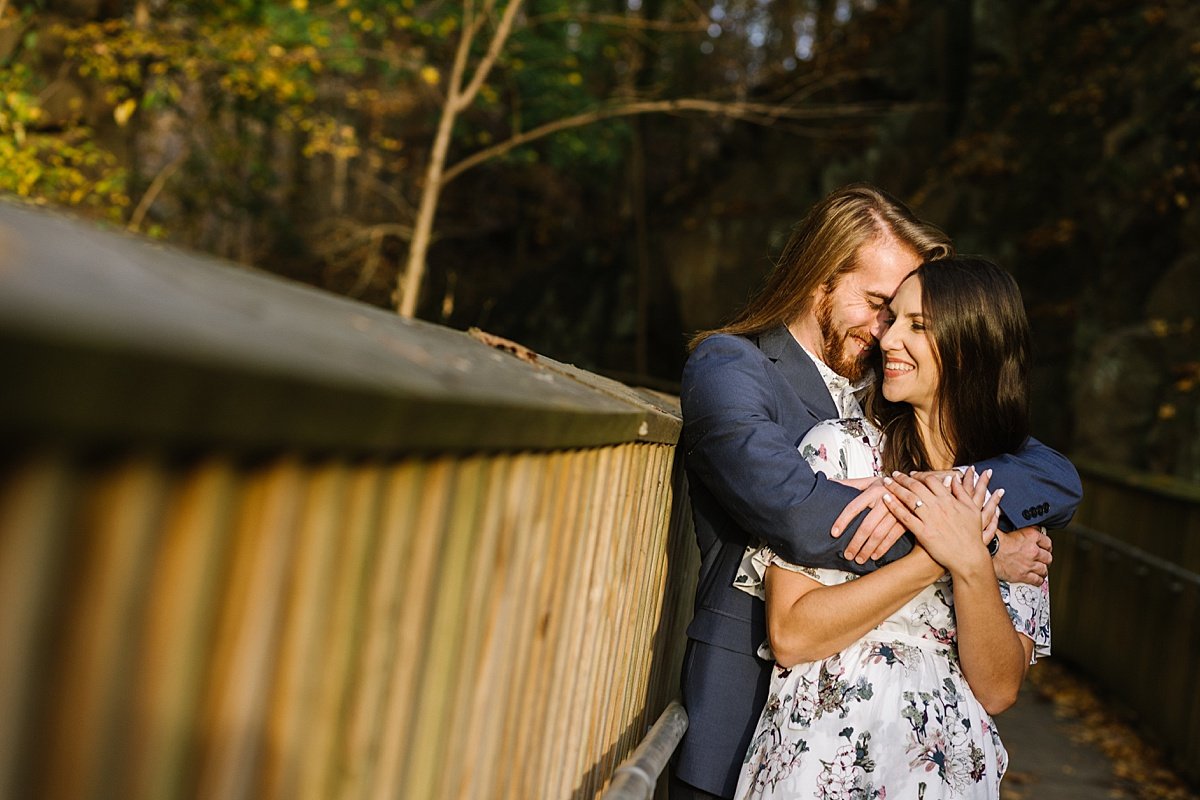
[817,295,875,383]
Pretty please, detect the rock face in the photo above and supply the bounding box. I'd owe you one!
[1073,223,1200,480]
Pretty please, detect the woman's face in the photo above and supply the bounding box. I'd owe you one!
[879,275,940,411]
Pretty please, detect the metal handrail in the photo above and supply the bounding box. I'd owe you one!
[601,701,689,800]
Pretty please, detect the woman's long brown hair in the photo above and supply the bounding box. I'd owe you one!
[868,257,1032,473]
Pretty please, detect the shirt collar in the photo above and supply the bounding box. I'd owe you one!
[799,345,872,417]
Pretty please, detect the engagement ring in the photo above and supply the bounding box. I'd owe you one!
[914,500,924,508]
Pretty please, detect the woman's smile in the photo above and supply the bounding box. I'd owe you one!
[883,359,914,379]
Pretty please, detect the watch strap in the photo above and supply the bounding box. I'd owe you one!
[987,532,1001,557]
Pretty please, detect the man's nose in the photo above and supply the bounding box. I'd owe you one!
[870,309,891,340]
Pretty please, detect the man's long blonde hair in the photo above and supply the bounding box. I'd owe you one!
[689,184,953,350]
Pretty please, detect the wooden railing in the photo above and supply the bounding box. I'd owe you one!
[1049,461,1200,787]
[0,200,698,800]
[1070,458,1200,571]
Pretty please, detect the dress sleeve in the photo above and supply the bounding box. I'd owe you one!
[730,419,884,588]
[733,544,857,600]
[998,579,1051,663]
[799,418,883,482]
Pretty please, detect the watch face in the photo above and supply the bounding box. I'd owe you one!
[987,534,1001,556]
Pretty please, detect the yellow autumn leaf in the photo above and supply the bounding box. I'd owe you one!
[113,98,137,127]
[420,65,440,86]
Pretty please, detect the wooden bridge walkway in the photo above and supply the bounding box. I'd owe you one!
[998,667,1186,800]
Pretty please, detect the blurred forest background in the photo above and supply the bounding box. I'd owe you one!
[2,0,1198,479]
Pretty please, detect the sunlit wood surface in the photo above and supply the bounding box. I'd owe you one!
[0,443,696,800]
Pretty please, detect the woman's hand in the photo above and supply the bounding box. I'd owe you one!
[967,467,1006,547]
[911,467,1005,548]
[881,471,990,578]
[902,539,944,576]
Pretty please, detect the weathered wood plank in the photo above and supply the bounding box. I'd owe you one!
[0,201,679,453]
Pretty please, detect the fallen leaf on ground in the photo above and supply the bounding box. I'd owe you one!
[1028,661,1198,800]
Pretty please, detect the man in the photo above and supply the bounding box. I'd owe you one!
[672,184,1082,799]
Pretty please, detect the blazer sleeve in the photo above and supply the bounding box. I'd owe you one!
[975,438,1082,530]
[681,335,910,572]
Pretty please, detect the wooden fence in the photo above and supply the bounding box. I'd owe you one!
[1049,462,1200,787]
[0,201,698,800]
[1071,459,1200,571]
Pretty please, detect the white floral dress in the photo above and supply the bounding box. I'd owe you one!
[732,418,1051,800]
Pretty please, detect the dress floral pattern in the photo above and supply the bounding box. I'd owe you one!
[733,418,1051,800]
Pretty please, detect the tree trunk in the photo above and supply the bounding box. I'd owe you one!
[631,118,650,377]
[395,0,526,318]
[395,98,458,317]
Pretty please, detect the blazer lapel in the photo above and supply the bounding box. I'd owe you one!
[756,325,838,420]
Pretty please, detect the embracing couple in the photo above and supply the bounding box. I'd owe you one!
[673,184,1082,799]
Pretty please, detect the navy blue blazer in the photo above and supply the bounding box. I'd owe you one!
[673,325,1082,797]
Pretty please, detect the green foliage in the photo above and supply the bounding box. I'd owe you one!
[0,62,128,218]
[56,16,325,115]
[0,0,709,226]
[474,2,635,171]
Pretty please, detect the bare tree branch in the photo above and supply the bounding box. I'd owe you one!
[457,0,524,112]
[395,0,491,315]
[128,148,188,233]
[525,10,708,32]
[464,0,492,42]
[443,99,934,184]
[396,0,528,316]
[349,227,384,298]
[759,69,884,107]
[335,222,417,244]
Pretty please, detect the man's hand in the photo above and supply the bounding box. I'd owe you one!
[833,479,907,564]
[993,525,1053,585]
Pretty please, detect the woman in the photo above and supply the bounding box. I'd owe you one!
[732,257,1051,800]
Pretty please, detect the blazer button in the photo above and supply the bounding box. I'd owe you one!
[1022,509,1031,520]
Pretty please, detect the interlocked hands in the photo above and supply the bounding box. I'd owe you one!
[833,467,999,564]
